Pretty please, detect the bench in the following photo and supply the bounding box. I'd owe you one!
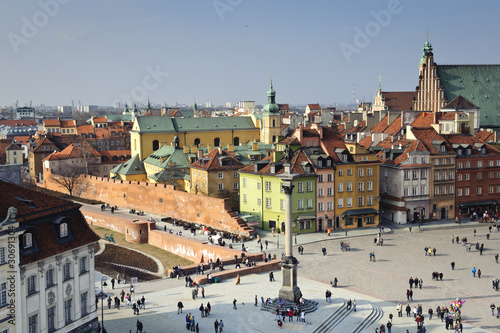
[193,259,281,285]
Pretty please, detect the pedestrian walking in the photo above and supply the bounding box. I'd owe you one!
[219,319,224,333]
[201,287,205,298]
[235,274,240,285]
[111,278,115,290]
[177,300,184,314]
[491,303,496,316]
[233,299,237,309]
[451,261,455,270]
[478,269,482,278]
[353,299,357,312]
[214,319,219,333]
[495,253,499,263]
[472,266,477,277]
[136,319,143,333]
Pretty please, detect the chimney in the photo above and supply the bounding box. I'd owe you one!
[227,143,234,152]
[198,150,204,159]
[218,147,222,154]
[183,145,190,153]
[252,142,258,151]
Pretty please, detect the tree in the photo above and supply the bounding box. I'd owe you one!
[51,165,86,197]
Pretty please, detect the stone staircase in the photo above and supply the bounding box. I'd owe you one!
[312,299,384,333]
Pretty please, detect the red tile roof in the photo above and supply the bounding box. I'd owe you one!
[44,119,61,126]
[191,148,244,170]
[307,104,321,110]
[475,130,495,143]
[93,117,107,123]
[381,91,416,111]
[443,95,478,110]
[358,135,372,149]
[411,112,434,127]
[0,119,37,127]
[410,127,454,154]
[442,134,500,156]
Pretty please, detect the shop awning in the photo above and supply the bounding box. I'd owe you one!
[458,200,499,208]
[342,208,378,217]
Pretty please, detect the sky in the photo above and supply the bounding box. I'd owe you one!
[1,0,499,108]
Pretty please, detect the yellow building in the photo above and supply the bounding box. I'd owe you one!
[335,143,381,231]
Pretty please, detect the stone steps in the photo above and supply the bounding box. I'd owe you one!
[312,298,349,333]
[260,298,319,314]
[351,302,384,333]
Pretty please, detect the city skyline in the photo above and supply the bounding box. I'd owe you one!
[1,0,499,108]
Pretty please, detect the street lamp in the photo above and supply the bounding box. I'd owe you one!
[100,276,108,331]
[293,220,297,245]
[343,214,347,236]
[277,216,280,248]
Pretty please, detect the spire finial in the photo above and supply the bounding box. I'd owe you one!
[270,76,273,88]
[378,75,382,90]
[426,31,429,41]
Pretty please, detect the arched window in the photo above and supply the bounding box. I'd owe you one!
[214,138,220,147]
[233,137,239,146]
[152,140,159,151]
[111,132,116,137]
[194,138,200,146]
[272,135,276,143]
[119,155,125,161]
[272,119,276,127]
[82,134,87,139]
[118,131,123,137]
[112,156,118,161]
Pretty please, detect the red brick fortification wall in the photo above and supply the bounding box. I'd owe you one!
[149,230,260,263]
[82,210,152,244]
[43,175,251,236]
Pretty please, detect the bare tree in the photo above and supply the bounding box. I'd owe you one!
[74,141,99,176]
[51,165,86,197]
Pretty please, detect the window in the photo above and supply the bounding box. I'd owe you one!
[346,182,352,192]
[358,197,363,207]
[81,292,88,316]
[80,257,87,274]
[477,173,482,180]
[297,183,303,192]
[345,217,353,226]
[457,189,462,196]
[477,187,482,195]
[327,188,333,196]
[243,178,247,188]
[327,160,331,167]
[412,170,418,179]
[257,198,261,206]
[489,186,494,194]
[327,201,333,211]
[434,171,439,181]
[318,188,324,197]
[29,314,37,333]
[434,159,439,166]
[24,233,33,248]
[497,160,500,166]
[46,269,54,288]
[489,172,494,179]
[243,194,247,204]
[412,187,418,196]
[64,299,72,324]
[465,162,470,168]
[442,171,447,180]
[441,186,447,195]
[338,198,343,208]
[367,181,373,191]
[337,169,343,177]
[318,202,324,211]
[306,181,312,192]
[358,169,364,177]
[0,248,5,264]
[218,184,223,191]
[327,173,333,182]
[346,197,352,208]
[465,188,470,196]
[298,199,304,210]
[404,188,409,196]
[434,186,439,195]
[48,306,55,332]
[233,182,238,190]
[60,223,68,237]
[404,170,410,180]
[478,161,483,168]
[266,198,271,208]
[318,174,323,182]
[265,181,271,191]
[457,174,462,181]
[413,157,417,164]
[448,170,454,180]
[358,182,364,191]
[421,186,426,195]
[0,282,6,306]
[367,196,372,206]
[347,169,352,176]
[218,172,223,179]
[367,168,373,176]
[64,262,71,280]
[497,186,500,193]
[440,145,446,152]
[457,162,463,169]
[306,199,312,209]
[280,199,285,210]
[257,182,261,189]
[421,157,426,163]
[497,172,500,178]
[490,160,494,167]
[342,154,348,162]
[337,183,344,192]
[465,174,470,181]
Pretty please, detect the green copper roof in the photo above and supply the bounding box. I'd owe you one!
[437,65,500,127]
[110,154,145,175]
[133,116,256,133]
[262,81,280,115]
[107,114,133,122]
[143,144,192,169]
[420,38,433,66]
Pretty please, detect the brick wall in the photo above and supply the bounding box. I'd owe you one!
[43,173,251,236]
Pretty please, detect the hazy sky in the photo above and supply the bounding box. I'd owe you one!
[1,0,499,108]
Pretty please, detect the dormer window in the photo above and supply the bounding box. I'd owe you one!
[270,166,275,174]
[326,160,331,167]
[342,154,348,162]
[481,147,486,155]
[440,144,446,153]
[23,233,33,248]
[467,148,471,155]
[60,223,68,237]
[458,149,462,155]
[318,160,323,167]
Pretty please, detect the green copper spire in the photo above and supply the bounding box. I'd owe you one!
[420,32,433,66]
[263,79,279,115]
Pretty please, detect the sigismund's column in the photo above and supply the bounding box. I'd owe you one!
[277,162,301,302]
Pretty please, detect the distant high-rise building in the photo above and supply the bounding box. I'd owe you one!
[226,102,232,109]
[205,102,212,108]
[15,106,35,120]
[77,105,98,113]
[57,106,73,115]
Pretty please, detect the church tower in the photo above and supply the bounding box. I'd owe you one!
[261,80,282,144]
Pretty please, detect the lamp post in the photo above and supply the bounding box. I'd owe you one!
[100,276,108,331]
[277,216,280,248]
[293,220,297,245]
[343,215,348,236]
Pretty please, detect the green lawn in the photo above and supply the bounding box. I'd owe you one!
[90,225,193,275]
